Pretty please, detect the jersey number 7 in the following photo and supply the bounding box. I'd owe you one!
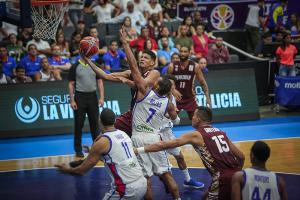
[146,108,156,123]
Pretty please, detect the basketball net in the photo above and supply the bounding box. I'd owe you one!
[31,1,68,40]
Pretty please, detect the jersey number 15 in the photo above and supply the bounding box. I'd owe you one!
[212,135,230,153]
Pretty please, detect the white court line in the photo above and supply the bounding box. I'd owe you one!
[0,166,299,176]
[1,137,300,162]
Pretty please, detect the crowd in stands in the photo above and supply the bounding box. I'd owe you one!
[0,0,299,85]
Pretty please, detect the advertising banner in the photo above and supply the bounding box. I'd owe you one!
[274,76,300,107]
[178,0,282,30]
[0,68,259,138]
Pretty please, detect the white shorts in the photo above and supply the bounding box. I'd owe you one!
[103,176,147,200]
[159,128,181,157]
[131,133,171,177]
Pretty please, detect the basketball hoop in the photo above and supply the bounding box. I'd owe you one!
[31,0,69,40]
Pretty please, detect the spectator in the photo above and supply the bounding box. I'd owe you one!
[52,33,70,58]
[92,0,120,24]
[11,65,32,84]
[34,57,57,81]
[6,33,24,62]
[20,44,41,78]
[130,26,158,53]
[68,0,84,26]
[74,20,89,37]
[192,24,215,59]
[274,30,285,42]
[267,0,288,33]
[26,37,51,56]
[175,24,193,52]
[132,0,147,16]
[122,16,138,42]
[158,26,175,49]
[103,40,127,72]
[17,28,33,48]
[192,11,208,30]
[287,13,300,37]
[89,26,107,55]
[162,0,178,21]
[207,37,230,64]
[157,36,179,68]
[147,13,162,39]
[245,0,266,53]
[0,46,17,78]
[0,62,12,84]
[182,16,196,37]
[70,31,83,58]
[276,33,298,76]
[255,31,273,56]
[145,0,163,23]
[110,1,147,34]
[48,45,72,80]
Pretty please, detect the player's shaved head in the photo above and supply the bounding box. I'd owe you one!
[100,108,115,126]
[196,106,212,122]
[251,141,270,163]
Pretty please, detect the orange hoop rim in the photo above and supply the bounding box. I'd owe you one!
[31,0,69,7]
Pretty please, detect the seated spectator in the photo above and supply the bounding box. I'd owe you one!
[147,13,163,39]
[70,31,82,59]
[145,0,163,23]
[207,37,230,64]
[132,0,147,16]
[0,62,12,84]
[0,46,17,78]
[158,26,175,49]
[255,31,273,56]
[68,0,84,26]
[157,36,179,67]
[17,28,32,48]
[274,30,285,42]
[287,13,300,37]
[26,37,51,56]
[92,0,120,24]
[74,20,89,37]
[175,24,193,52]
[162,0,178,21]
[20,44,41,78]
[6,33,24,62]
[11,65,32,84]
[122,16,138,42]
[276,33,298,76]
[182,16,196,37]
[49,45,72,80]
[89,26,107,55]
[160,52,180,75]
[110,1,146,35]
[130,26,158,53]
[52,33,70,58]
[192,11,209,31]
[34,57,57,81]
[192,24,215,59]
[267,0,288,33]
[103,40,127,72]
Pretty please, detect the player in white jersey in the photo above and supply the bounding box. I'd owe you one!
[56,108,147,200]
[119,28,181,200]
[232,141,288,200]
[159,75,205,189]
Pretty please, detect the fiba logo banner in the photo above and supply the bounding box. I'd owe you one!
[210,4,234,30]
[15,97,41,123]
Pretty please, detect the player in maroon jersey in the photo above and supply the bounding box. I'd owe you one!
[85,49,160,137]
[135,106,245,199]
[168,46,211,120]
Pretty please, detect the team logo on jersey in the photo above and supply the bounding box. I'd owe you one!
[189,65,194,72]
[210,4,234,30]
[15,97,41,123]
[136,124,154,133]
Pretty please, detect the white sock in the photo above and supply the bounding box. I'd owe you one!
[181,168,191,182]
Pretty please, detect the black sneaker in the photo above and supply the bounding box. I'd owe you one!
[75,151,84,158]
[69,159,85,168]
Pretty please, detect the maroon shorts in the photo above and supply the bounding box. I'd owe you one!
[176,98,198,120]
[204,169,239,200]
[114,110,132,137]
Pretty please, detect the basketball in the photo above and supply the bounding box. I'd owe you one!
[79,36,99,57]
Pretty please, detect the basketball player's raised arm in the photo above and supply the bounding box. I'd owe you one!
[84,56,129,82]
[55,137,110,175]
[195,64,211,107]
[231,171,243,200]
[120,28,147,94]
[136,132,203,154]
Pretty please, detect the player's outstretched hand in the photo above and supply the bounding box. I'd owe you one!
[55,163,70,173]
[119,26,128,45]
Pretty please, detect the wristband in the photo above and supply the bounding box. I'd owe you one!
[171,116,180,125]
[136,147,145,154]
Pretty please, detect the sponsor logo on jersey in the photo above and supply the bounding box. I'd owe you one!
[136,124,154,133]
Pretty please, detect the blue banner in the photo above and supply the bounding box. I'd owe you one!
[275,76,300,107]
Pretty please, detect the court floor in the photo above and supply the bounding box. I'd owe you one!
[0,116,299,199]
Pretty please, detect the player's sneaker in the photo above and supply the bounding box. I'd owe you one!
[183,179,205,189]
